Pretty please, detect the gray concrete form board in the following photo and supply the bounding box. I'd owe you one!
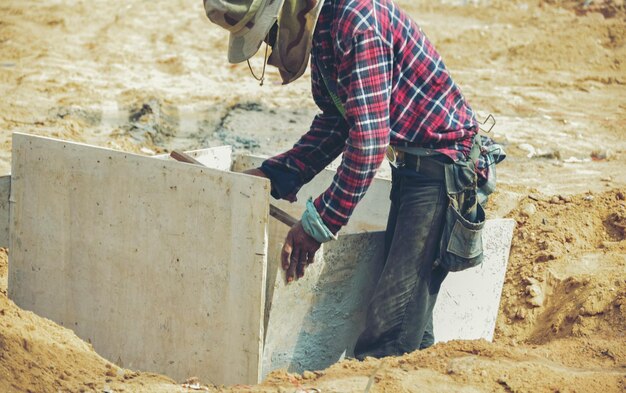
[7,133,515,385]
[8,133,270,385]
[233,155,515,376]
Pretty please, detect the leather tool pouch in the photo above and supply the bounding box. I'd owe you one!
[436,161,486,272]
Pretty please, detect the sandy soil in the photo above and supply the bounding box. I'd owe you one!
[0,0,624,392]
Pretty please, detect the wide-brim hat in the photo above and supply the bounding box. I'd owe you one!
[268,0,324,84]
[204,0,286,64]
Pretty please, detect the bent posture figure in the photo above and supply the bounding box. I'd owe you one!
[204,0,480,358]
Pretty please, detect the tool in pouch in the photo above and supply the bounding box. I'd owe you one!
[434,118,506,272]
[169,150,299,228]
[316,56,505,272]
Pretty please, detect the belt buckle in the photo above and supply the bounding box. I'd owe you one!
[386,146,406,168]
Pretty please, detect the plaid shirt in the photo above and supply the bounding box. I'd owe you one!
[262,0,478,233]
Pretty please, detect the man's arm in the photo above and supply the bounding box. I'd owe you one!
[260,108,348,201]
[312,29,393,233]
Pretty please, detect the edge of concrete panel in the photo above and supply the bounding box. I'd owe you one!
[155,146,233,171]
[0,175,10,248]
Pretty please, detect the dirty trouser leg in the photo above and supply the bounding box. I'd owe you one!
[354,172,448,359]
[419,312,435,350]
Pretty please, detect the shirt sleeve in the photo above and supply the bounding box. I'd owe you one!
[313,29,392,233]
[261,62,349,201]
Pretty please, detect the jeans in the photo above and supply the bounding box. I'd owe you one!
[354,168,448,359]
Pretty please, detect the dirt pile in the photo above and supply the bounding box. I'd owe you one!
[258,339,625,393]
[0,251,176,393]
[497,189,626,345]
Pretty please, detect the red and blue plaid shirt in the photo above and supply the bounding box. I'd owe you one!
[262,0,478,233]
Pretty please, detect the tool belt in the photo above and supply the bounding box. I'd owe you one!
[387,144,486,272]
[386,146,446,180]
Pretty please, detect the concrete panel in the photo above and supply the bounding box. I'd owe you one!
[155,146,233,171]
[9,133,269,385]
[433,218,516,342]
[232,155,391,234]
[251,150,514,374]
[262,232,385,377]
[0,175,10,248]
[185,146,232,170]
[262,220,513,376]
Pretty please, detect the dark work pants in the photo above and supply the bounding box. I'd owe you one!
[354,169,448,359]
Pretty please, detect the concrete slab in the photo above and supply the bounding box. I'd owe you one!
[185,146,232,170]
[262,232,385,377]
[245,152,515,375]
[9,133,270,385]
[262,220,514,375]
[433,218,516,343]
[232,155,391,234]
[156,146,233,171]
[8,139,515,382]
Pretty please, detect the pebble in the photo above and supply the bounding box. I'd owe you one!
[584,195,594,202]
[591,149,614,161]
[519,143,536,158]
[302,371,316,380]
[521,203,537,217]
[526,280,545,307]
[560,195,572,203]
[616,192,624,200]
[535,149,561,160]
[536,250,558,262]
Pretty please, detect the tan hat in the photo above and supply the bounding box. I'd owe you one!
[268,0,324,84]
[204,0,286,63]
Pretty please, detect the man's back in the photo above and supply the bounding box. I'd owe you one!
[312,0,477,160]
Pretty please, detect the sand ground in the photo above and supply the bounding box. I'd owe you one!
[0,0,624,392]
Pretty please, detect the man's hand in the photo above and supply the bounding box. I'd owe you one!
[282,221,321,283]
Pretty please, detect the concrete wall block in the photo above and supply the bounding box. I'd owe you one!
[9,134,269,385]
[155,145,233,171]
[9,138,514,384]
[262,231,385,377]
[232,155,391,234]
[263,218,515,375]
[434,218,516,342]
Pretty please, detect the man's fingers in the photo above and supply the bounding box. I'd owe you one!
[281,222,322,283]
[296,251,308,279]
[286,249,300,283]
[281,233,293,271]
[307,248,319,264]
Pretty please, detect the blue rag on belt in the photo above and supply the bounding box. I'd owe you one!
[301,198,337,243]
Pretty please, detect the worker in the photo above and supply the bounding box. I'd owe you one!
[203,0,488,359]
